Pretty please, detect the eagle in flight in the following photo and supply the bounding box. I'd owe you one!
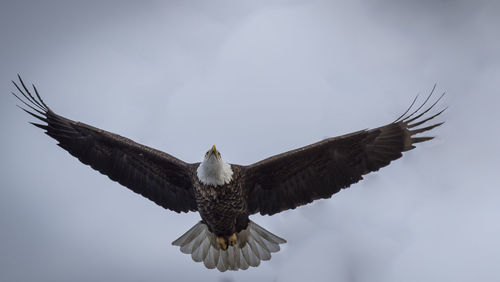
[12,76,445,271]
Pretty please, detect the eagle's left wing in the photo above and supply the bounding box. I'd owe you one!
[243,90,445,215]
[12,76,198,213]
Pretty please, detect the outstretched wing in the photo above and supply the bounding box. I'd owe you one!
[12,76,197,213]
[243,87,445,215]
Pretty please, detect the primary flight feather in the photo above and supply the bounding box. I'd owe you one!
[12,75,445,271]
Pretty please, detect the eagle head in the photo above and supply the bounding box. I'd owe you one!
[197,145,233,186]
[204,144,222,161]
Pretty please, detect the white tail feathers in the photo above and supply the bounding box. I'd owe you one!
[172,220,286,271]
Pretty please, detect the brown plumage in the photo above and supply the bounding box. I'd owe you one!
[192,166,250,236]
[12,75,445,271]
[244,93,445,215]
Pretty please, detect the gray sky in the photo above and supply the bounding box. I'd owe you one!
[1,0,499,281]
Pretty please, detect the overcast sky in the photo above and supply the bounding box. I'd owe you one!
[1,0,499,281]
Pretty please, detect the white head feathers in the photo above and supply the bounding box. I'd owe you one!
[196,145,233,186]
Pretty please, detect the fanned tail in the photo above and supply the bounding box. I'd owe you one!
[172,220,286,271]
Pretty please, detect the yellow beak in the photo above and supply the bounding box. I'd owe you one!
[211,144,217,153]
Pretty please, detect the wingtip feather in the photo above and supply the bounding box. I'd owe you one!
[412,136,434,143]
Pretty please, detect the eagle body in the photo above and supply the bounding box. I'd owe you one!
[12,76,445,272]
[193,165,249,236]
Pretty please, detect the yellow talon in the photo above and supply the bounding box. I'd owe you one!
[216,236,227,250]
[228,233,237,246]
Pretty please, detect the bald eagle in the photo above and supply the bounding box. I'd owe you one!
[12,76,444,271]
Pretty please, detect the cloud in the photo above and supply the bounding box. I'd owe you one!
[1,1,499,281]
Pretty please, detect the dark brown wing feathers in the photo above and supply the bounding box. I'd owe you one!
[13,75,197,213]
[244,87,445,215]
[13,76,444,217]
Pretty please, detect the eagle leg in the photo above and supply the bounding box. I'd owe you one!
[216,236,227,250]
[228,233,237,247]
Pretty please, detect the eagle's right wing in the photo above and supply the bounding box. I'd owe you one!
[13,76,197,213]
[243,88,445,216]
